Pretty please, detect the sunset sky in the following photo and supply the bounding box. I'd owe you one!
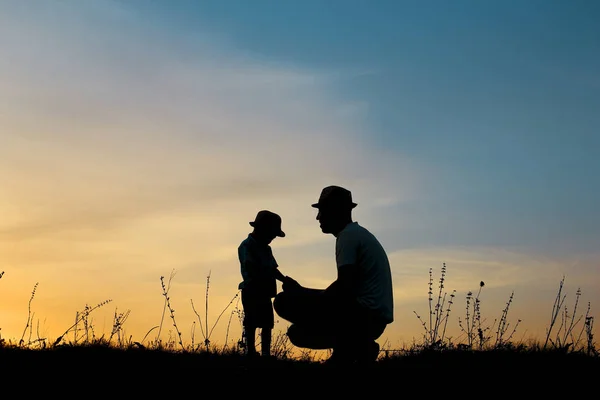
[1,0,599,353]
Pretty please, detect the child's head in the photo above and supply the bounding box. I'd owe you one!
[249,210,285,242]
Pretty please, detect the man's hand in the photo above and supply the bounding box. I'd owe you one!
[282,276,302,292]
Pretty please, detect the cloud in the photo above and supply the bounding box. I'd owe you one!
[0,0,420,245]
[0,1,598,347]
[0,0,419,330]
[0,1,425,344]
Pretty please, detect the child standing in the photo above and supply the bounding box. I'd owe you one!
[238,210,291,357]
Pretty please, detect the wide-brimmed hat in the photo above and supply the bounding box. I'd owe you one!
[311,185,358,209]
[249,210,285,237]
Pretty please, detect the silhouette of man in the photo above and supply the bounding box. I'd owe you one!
[238,210,291,358]
[274,185,394,365]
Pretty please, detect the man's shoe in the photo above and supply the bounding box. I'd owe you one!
[324,348,354,366]
[355,341,380,365]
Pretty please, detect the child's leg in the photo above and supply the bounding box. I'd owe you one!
[260,328,272,357]
[244,326,257,355]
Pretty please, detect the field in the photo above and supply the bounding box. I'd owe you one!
[1,342,597,395]
[1,265,598,394]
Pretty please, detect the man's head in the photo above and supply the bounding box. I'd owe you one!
[311,185,356,235]
[249,210,285,243]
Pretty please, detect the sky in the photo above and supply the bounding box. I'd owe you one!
[1,0,599,354]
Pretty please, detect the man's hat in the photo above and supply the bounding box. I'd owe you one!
[249,210,285,237]
[311,185,358,209]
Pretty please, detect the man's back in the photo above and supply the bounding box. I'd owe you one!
[335,222,394,324]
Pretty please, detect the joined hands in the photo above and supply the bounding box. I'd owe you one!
[282,276,302,292]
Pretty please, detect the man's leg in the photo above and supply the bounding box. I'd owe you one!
[274,287,337,350]
[353,340,381,365]
[274,288,387,360]
[286,323,335,349]
[273,287,326,325]
[331,306,388,365]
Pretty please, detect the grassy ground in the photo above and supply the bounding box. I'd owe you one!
[1,265,597,394]
[1,343,597,396]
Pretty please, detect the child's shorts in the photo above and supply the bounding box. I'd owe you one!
[241,290,274,329]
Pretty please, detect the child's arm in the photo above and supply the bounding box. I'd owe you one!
[273,265,302,291]
[274,267,286,282]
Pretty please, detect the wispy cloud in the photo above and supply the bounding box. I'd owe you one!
[0,1,422,341]
[0,0,420,243]
[0,1,598,347]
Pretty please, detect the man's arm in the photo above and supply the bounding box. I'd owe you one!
[324,263,360,299]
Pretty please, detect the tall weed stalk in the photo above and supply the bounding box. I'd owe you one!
[414,263,456,349]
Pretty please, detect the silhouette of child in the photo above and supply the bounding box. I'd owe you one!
[238,210,292,357]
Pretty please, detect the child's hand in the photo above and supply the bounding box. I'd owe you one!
[282,276,302,292]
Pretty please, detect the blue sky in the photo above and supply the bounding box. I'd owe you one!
[140,0,600,253]
[0,0,598,351]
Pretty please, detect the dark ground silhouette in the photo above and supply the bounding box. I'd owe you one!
[1,344,597,396]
